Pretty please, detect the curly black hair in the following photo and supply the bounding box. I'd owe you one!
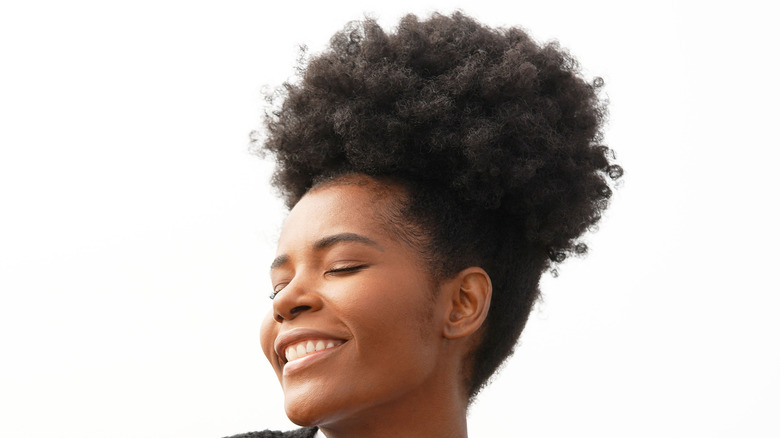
[257,11,622,401]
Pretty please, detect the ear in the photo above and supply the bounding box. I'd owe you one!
[442,267,492,340]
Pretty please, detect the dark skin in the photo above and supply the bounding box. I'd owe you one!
[260,174,492,438]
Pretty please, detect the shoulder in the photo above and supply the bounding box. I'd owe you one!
[223,427,318,438]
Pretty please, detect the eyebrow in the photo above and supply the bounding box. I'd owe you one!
[269,232,384,272]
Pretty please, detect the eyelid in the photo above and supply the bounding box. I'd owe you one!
[270,281,289,300]
[269,264,368,299]
[326,264,368,274]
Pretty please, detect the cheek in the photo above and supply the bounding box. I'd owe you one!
[344,289,441,400]
[345,274,436,346]
[260,310,279,370]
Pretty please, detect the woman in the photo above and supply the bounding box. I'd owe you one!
[230,11,621,438]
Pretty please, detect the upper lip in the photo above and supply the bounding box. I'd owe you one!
[274,327,347,363]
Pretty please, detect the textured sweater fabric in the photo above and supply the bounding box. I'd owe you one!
[223,427,318,438]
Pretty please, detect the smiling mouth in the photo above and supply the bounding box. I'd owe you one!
[284,339,344,363]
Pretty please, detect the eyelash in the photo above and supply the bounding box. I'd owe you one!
[269,265,368,300]
[326,265,367,275]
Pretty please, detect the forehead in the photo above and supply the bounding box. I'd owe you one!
[277,179,404,252]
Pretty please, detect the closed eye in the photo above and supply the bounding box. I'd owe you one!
[269,265,368,299]
[326,265,368,275]
[269,283,288,300]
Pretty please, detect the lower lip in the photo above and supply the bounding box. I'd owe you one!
[282,343,344,376]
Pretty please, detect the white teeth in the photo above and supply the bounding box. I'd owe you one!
[283,340,342,363]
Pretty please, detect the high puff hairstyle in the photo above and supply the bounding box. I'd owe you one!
[258,11,622,401]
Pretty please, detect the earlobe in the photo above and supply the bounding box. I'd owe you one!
[443,267,492,339]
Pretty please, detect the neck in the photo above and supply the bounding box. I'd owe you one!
[317,370,469,438]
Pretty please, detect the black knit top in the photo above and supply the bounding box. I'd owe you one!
[223,427,318,438]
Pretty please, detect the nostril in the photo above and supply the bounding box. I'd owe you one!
[290,305,311,315]
[275,305,311,322]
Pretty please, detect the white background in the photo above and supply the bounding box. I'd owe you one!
[1,1,778,437]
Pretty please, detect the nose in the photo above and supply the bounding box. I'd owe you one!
[272,276,323,322]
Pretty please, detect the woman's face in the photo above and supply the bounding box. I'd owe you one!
[260,178,452,427]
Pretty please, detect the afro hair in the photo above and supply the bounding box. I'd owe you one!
[257,11,622,400]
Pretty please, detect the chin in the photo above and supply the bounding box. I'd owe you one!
[283,390,330,427]
[283,386,364,429]
[284,384,333,427]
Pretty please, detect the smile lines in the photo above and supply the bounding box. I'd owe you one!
[285,339,343,363]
